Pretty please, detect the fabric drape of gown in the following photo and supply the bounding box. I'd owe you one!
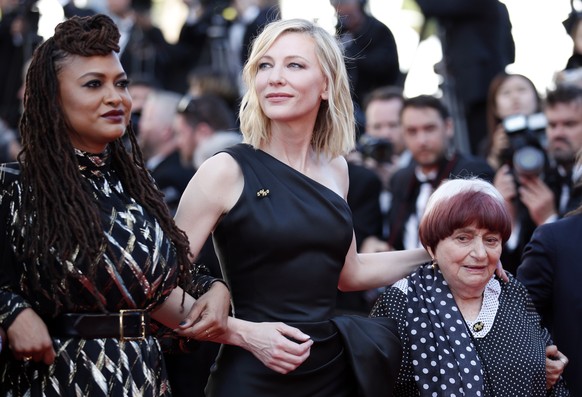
[206,144,401,397]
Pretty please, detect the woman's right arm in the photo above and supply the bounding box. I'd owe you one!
[176,315,313,374]
[0,172,55,364]
[172,154,313,373]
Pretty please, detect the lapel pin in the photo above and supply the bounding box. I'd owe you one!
[256,189,270,198]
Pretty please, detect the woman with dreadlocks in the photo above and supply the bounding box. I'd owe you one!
[0,14,230,396]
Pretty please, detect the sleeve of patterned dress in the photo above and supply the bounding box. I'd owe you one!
[0,164,33,332]
[152,263,228,353]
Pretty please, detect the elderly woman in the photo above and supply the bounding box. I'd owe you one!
[371,178,569,396]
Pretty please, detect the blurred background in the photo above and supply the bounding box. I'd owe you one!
[27,0,577,97]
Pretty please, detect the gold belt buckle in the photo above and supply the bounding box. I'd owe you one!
[119,309,147,342]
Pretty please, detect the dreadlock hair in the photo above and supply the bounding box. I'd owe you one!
[17,14,192,308]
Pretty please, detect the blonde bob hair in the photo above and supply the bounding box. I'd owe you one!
[239,18,355,158]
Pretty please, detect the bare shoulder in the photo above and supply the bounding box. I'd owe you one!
[196,152,242,183]
[184,152,243,212]
[328,155,349,198]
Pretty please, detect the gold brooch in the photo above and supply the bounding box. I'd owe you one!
[472,321,484,332]
[256,189,270,198]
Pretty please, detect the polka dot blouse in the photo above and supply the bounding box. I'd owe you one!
[370,271,570,396]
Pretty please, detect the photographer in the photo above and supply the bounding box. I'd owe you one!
[491,83,582,274]
[483,72,545,273]
[347,86,411,255]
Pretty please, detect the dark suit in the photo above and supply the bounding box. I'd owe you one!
[347,163,383,249]
[387,152,494,250]
[149,151,194,215]
[336,162,383,314]
[338,14,401,108]
[518,215,582,397]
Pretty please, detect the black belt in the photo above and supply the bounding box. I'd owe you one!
[47,310,151,341]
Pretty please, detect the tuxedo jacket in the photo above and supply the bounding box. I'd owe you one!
[347,162,383,250]
[518,215,582,397]
[386,152,494,250]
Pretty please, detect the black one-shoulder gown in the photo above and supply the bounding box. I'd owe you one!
[207,144,401,397]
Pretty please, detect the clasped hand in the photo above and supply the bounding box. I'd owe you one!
[7,308,56,364]
[239,321,313,374]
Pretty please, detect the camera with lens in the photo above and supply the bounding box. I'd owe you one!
[357,134,393,164]
[501,113,548,177]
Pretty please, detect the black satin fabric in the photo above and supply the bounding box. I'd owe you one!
[206,316,401,397]
[206,320,356,397]
[206,145,401,396]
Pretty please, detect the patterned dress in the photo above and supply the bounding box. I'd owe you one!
[370,266,570,396]
[0,149,212,396]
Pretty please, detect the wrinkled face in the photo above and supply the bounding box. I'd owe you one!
[365,98,405,155]
[495,75,538,119]
[545,100,582,165]
[255,32,328,128]
[58,52,131,153]
[430,225,502,298]
[401,106,452,169]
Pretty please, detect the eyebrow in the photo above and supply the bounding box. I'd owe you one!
[260,54,310,63]
[78,71,127,80]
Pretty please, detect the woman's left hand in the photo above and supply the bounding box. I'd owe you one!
[545,345,568,389]
[175,281,230,340]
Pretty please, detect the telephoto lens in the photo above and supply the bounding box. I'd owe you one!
[513,146,545,177]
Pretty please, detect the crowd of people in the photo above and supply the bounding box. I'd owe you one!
[0,0,581,396]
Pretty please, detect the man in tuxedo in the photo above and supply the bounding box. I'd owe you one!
[386,95,494,250]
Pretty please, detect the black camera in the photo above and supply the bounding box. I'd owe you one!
[357,135,393,164]
[501,113,548,176]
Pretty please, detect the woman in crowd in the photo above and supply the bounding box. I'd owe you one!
[173,18,432,397]
[0,14,230,396]
[482,72,552,273]
[370,178,569,396]
[482,72,542,170]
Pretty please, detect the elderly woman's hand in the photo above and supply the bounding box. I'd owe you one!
[545,345,568,389]
[7,308,56,365]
